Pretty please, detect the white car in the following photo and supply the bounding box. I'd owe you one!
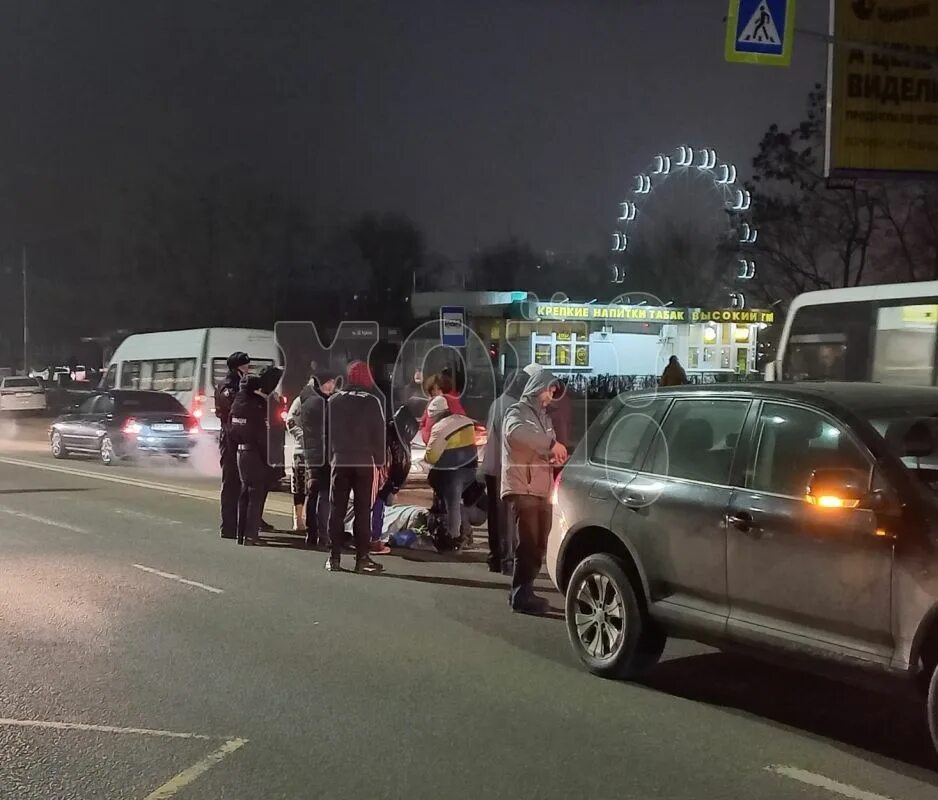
[0,376,47,413]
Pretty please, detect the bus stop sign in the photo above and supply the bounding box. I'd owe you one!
[440,306,467,348]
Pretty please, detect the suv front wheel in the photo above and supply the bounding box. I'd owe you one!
[565,553,665,679]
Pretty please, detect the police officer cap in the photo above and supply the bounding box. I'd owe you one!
[227,351,250,370]
[258,365,284,395]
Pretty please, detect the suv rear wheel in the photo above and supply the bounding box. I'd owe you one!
[564,553,665,679]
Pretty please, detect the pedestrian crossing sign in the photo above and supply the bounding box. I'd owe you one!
[725,0,795,67]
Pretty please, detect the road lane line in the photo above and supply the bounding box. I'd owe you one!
[0,455,292,518]
[132,563,224,594]
[114,508,183,526]
[0,506,89,534]
[141,738,248,800]
[765,765,895,800]
[0,717,213,740]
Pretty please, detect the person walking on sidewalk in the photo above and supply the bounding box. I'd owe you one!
[325,361,386,575]
[481,369,525,574]
[502,368,568,614]
[215,351,251,540]
[660,355,688,387]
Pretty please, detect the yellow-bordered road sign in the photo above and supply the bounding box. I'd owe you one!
[725,0,796,67]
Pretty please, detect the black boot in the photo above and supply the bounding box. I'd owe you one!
[324,555,341,572]
[354,556,384,575]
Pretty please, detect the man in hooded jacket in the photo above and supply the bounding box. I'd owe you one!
[501,368,568,614]
[325,360,386,575]
[298,369,337,548]
[481,369,525,574]
[229,365,283,545]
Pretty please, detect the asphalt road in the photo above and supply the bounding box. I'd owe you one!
[3,417,938,799]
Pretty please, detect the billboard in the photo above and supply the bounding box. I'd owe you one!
[828,0,938,177]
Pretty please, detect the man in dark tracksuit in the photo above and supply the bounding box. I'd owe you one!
[299,370,337,549]
[325,360,386,574]
[229,366,283,545]
[215,351,251,539]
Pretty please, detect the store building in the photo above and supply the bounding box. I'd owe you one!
[409,291,775,378]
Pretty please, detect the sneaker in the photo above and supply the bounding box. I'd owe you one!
[354,556,384,575]
[487,555,502,574]
[305,534,319,549]
[501,561,515,577]
[324,556,341,572]
[369,541,391,555]
[511,594,550,616]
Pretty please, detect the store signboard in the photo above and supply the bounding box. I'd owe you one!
[532,303,775,325]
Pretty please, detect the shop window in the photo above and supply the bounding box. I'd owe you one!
[555,344,572,367]
[721,347,731,369]
[703,325,718,345]
[575,345,589,368]
[688,347,700,369]
[736,348,749,373]
[734,325,751,343]
[702,347,716,365]
[534,344,552,366]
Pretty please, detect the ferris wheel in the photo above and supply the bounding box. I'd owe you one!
[610,145,757,309]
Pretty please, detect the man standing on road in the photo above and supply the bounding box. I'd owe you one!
[299,369,337,549]
[215,351,250,540]
[325,360,386,575]
[229,366,283,545]
[502,368,568,614]
[481,369,525,574]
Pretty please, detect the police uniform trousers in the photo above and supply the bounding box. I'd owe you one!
[237,446,269,544]
[219,432,240,538]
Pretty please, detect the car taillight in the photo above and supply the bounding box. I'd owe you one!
[188,420,200,436]
[123,419,141,435]
[192,393,205,419]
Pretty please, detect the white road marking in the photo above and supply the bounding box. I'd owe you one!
[114,508,182,526]
[766,765,895,800]
[0,717,213,740]
[0,455,292,518]
[0,505,89,534]
[132,564,224,594]
[142,738,248,800]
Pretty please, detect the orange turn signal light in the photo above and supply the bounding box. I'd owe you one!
[805,494,860,510]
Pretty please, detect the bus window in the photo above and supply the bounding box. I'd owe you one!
[872,303,938,386]
[783,301,873,381]
[102,364,117,389]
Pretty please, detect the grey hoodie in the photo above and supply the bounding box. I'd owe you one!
[481,370,525,478]
[500,369,557,499]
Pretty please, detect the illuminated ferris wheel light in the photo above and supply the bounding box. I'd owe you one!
[611,232,629,252]
[740,223,758,244]
[717,163,738,185]
[697,149,717,170]
[652,155,672,175]
[737,259,756,280]
[633,175,651,194]
[676,146,694,167]
[730,189,752,211]
[619,201,637,222]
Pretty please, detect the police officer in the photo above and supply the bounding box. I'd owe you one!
[215,351,250,539]
[325,360,386,574]
[229,366,283,545]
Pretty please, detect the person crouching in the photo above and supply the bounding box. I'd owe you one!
[424,395,479,550]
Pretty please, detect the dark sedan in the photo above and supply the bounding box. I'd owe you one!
[50,390,199,465]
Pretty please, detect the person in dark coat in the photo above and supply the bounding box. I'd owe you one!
[214,351,250,539]
[481,369,525,574]
[229,366,283,545]
[325,360,386,574]
[299,369,338,549]
[660,355,689,387]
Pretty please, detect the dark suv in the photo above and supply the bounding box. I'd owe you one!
[548,383,938,756]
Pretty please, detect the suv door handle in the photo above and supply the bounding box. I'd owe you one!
[727,511,761,534]
[623,490,646,510]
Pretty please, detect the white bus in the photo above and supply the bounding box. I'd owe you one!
[768,281,938,385]
[101,328,281,431]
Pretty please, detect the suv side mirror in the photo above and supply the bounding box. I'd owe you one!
[805,468,869,510]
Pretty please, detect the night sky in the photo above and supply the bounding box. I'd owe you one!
[1,0,829,259]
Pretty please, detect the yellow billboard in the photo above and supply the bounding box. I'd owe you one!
[829,0,938,176]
